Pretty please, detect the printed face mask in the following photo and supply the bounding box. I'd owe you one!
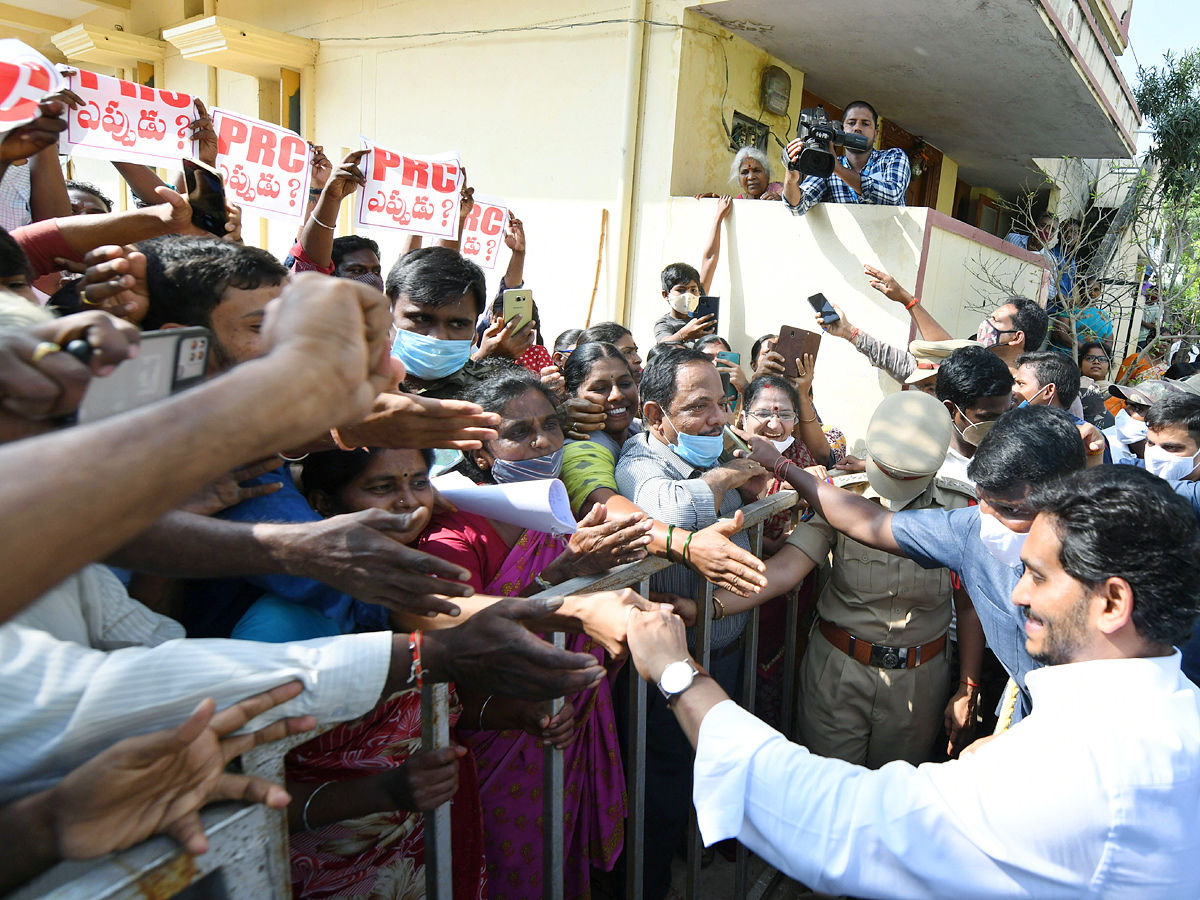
[978,511,1028,568]
[1144,445,1200,482]
[664,414,723,468]
[345,271,385,293]
[391,329,473,381]
[489,447,564,484]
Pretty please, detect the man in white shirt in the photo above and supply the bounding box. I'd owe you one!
[627,465,1200,899]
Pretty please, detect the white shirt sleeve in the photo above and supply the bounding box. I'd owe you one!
[0,623,393,803]
[693,700,1107,899]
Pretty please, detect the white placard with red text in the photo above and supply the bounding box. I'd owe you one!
[0,40,64,131]
[212,108,310,222]
[459,193,508,270]
[63,69,197,167]
[355,138,463,239]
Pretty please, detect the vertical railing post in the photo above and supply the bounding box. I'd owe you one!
[685,578,715,900]
[543,632,566,900]
[626,577,651,900]
[735,522,765,899]
[422,683,453,900]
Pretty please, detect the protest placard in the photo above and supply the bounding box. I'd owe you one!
[63,69,197,167]
[212,108,310,221]
[354,138,463,239]
[0,40,64,131]
[459,193,508,270]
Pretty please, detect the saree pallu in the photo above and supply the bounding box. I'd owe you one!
[459,528,626,900]
[286,687,487,900]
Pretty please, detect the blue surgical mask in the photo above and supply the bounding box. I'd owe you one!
[391,329,473,381]
[490,447,564,484]
[665,415,723,469]
[1016,384,1051,409]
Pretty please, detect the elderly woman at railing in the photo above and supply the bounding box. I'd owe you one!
[695,147,784,201]
[417,367,657,900]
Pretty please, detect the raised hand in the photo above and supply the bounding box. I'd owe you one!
[187,99,219,167]
[863,263,914,307]
[558,396,607,440]
[77,244,149,324]
[676,314,716,343]
[309,144,333,191]
[335,391,501,451]
[503,212,525,255]
[177,457,285,517]
[0,92,78,163]
[685,511,768,597]
[320,150,368,203]
[555,503,654,577]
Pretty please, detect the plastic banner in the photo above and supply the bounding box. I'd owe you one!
[63,69,197,166]
[355,137,463,239]
[212,108,310,221]
[0,40,64,131]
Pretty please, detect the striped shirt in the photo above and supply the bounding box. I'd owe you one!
[786,147,911,216]
[0,565,392,803]
[614,432,753,650]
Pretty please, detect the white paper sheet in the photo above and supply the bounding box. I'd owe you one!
[433,476,578,535]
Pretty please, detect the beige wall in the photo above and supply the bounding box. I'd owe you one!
[935,155,958,216]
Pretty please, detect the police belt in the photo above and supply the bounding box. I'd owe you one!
[818,618,947,670]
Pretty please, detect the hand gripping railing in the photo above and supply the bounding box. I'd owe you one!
[414,489,798,900]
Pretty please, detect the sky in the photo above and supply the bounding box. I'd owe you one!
[1115,0,1200,153]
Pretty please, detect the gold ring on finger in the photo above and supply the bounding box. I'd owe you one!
[31,341,62,364]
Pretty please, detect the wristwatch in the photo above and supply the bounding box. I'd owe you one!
[658,659,699,703]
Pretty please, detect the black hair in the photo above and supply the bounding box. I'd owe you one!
[65,179,113,213]
[562,341,634,398]
[660,262,701,293]
[751,333,778,370]
[299,447,434,510]
[385,246,486,316]
[936,345,1014,409]
[138,236,287,330]
[640,344,711,413]
[695,335,731,354]
[743,374,799,414]
[578,322,632,347]
[458,367,563,484]
[1147,392,1200,444]
[1030,466,1200,646]
[1016,350,1081,408]
[843,100,878,125]
[0,228,33,279]
[1164,360,1200,381]
[968,406,1086,492]
[554,328,582,354]
[1007,296,1049,351]
[330,235,380,273]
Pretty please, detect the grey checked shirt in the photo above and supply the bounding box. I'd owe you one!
[615,432,753,650]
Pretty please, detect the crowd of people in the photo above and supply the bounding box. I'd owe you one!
[3,84,1200,900]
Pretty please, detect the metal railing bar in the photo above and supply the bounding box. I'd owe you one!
[422,683,453,900]
[543,633,566,900]
[735,521,766,899]
[685,573,714,900]
[625,577,652,900]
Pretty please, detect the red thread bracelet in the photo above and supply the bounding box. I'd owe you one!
[905,295,921,310]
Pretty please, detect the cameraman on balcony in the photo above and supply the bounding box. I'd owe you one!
[782,101,912,215]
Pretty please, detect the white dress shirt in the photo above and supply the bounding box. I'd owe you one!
[0,565,393,803]
[694,652,1200,898]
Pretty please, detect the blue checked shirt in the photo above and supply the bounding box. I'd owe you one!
[786,146,911,216]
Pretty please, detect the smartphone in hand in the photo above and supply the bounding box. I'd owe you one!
[502,289,534,333]
[692,295,720,331]
[182,159,228,237]
[806,292,840,327]
[774,325,821,378]
[716,350,740,397]
[76,327,211,425]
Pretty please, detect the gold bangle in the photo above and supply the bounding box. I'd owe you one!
[712,596,726,620]
[798,413,818,423]
[330,427,357,451]
[30,341,61,364]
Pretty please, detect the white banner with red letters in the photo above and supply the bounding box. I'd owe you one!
[63,69,198,167]
[212,108,310,222]
[459,193,508,270]
[0,40,64,131]
[354,138,463,239]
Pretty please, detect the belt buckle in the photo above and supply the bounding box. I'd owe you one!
[870,644,907,669]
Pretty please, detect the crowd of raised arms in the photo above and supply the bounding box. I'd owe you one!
[4,80,1200,900]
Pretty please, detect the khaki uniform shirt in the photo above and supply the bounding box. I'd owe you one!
[786,475,975,647]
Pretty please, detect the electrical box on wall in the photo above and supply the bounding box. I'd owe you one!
[730,111,770,152]
[760,65,791,116]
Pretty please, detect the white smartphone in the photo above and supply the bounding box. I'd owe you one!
[76,327,211,424]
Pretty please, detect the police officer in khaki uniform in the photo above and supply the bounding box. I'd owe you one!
[715,391,980,767]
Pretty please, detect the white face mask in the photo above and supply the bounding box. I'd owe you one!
[1112,409,1148,445]
[1144,445,1200,482]
[770,435,796,454]
[668,291,700,315]
[978,512,1028,568]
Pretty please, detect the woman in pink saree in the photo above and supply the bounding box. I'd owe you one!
[418,368,655,900]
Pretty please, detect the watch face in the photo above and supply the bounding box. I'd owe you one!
[660,661,693,694]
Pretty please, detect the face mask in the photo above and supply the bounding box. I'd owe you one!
[976,320,1001,348]
[953,405,995,447]
[770,435,796,454]
[489,447,564,484]
[664,415,723,468]
[391,329,473,381]
[669,291,700,315]
[1144,445,1200,482]
[1112,409,1148,445]
[978,512,1028,568]
[1016,384,1051,409]
[345,271,385,293]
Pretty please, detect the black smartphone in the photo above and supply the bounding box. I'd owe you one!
[692,295,719,331]
[806,292,840,326]
[182,158,228,237]
[76,327,211,424]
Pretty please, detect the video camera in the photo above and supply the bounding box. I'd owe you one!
[784,106,873,178]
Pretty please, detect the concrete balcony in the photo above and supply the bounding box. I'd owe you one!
[633,199,1049,441]
[690,0,1140,196]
